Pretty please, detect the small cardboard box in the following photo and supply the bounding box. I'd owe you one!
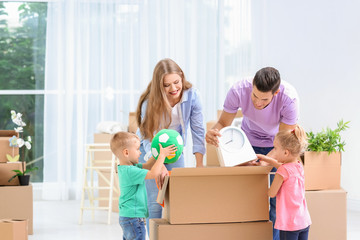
[303,151,341,190]
[150,218,272,240]
[0,219,28,240]
[128,112,138,133]
[0,130,19,163]
[160,166,271,224]
[0,162,24,186]
[0,185,33,234]
[305,189,347,240]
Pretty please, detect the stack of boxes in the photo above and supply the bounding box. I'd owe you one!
[205,112,347,239]
[303,151,346,240]
[95,113,138,213]
[150,167,273,240]
[0,130,33,238]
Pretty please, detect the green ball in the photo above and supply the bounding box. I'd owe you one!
[151,129,184,164]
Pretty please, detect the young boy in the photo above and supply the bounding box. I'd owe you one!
[110,131,176,240]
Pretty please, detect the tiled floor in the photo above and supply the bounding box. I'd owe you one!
[29,200,360,240]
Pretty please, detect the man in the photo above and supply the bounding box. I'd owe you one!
[206,67,299,240]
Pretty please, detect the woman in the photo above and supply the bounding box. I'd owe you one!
[136,58,205,230]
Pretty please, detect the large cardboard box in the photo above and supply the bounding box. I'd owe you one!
[305,189,346,240]
[150,218,272,240]
[0,185,33,234]
[303,151,341,190]
[0,130,19,163]
[160,166,271,224]
[0,162,23,186]
[0,219,28,240]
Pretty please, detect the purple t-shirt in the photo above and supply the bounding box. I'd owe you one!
[223,78,299,147]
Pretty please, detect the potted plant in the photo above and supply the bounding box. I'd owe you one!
[7,110,37,186]
[303,119,350,190]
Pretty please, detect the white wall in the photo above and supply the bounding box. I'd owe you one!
[252,0,360,200]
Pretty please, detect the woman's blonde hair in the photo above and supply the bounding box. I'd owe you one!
[136,58,192,140]
[276,125,308,156]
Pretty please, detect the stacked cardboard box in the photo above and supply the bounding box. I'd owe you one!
[0,185,33,235]
[150,167,273,240]
[95,112,138,212]
[303,152,346,240]
[0,219,28,240]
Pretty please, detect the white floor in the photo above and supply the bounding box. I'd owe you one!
[29,200,360,240]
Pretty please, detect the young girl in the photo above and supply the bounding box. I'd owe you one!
[257,125,311,240]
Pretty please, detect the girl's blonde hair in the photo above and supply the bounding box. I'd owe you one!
[136,58,192,140]
[276,125,308,156]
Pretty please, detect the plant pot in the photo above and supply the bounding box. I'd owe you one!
[18,175,30,186]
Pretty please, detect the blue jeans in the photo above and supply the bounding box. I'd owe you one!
[139,150,185,235]
[253,146,279,240]
[280,226,310,240]
[119,217,146,240]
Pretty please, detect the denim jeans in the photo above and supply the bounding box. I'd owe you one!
[139,151,185,235]
[253,146,279,240]
[279,226,310,240]
[119,216,146,240]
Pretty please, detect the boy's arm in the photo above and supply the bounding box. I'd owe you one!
[268,173,283,198]
[144,144,176,180]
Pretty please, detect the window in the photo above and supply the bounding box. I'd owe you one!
[0,2,47,182]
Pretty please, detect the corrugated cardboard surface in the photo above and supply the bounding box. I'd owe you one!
[150,219,272,240]
[163,166,271,224]
[94,133,120,212]
[0,185,33,235]
[0,130,19,163]
[305,189,346,240]
[206,120,219,167]
[0,219,28,240]
[0,162,23,186]
[128,112,138,133]
[303,151,341,190]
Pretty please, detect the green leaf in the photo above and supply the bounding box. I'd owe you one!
[306,120,350,153]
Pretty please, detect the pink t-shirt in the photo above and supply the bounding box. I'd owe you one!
[223,78,298,147]
[275,161,311,231]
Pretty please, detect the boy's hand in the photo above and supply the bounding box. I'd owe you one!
[158,144,177,159]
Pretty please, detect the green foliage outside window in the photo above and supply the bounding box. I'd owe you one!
[0,2,47,182]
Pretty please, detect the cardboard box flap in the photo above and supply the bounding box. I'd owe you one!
[170,166,272,177]
[0,130,19,138]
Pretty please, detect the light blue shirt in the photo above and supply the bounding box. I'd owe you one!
[137,88,206,160]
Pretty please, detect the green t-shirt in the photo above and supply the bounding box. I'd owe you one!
[117,164,149,218]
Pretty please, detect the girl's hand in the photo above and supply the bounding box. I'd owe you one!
[256,154,277,166]
[159,144,177,158]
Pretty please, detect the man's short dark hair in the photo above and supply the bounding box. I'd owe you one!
[253,67,281,94]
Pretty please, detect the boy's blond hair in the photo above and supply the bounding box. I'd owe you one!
[110,131,139,156]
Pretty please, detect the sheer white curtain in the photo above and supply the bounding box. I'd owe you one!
[43,0,252,200]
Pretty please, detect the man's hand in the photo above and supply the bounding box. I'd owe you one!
[205,128,221,147]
